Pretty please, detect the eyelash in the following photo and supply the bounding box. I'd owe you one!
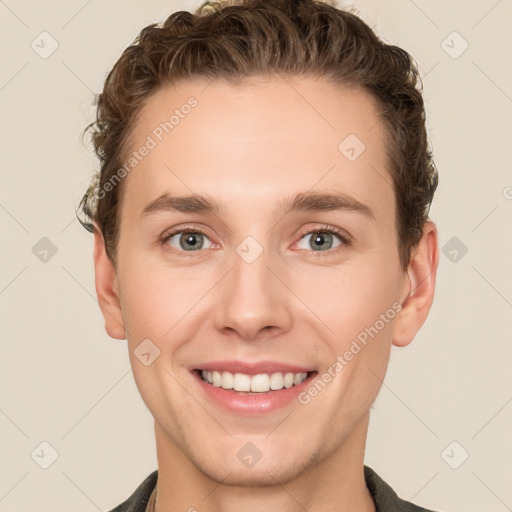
[160,224,351,257]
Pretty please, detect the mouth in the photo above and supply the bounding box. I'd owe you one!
[188,360,319,415]
[192,369,318,395]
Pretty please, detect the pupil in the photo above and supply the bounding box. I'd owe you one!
[180,233,203,250]
[312,232,332,250]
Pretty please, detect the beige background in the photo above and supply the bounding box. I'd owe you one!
[1,0,511,510]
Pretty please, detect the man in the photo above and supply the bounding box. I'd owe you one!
[79,0,440,510]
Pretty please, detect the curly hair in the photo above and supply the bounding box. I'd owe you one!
[78,0,438,270]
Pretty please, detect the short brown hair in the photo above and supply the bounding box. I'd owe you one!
[78,0,438,270]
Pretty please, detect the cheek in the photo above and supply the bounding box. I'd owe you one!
[117,255,216,342]
[289,257,401,339]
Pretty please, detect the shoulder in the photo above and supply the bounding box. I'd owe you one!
[107,470,158,512]
[364,465,440,512]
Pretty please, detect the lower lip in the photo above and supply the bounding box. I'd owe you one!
[192,370,318,416]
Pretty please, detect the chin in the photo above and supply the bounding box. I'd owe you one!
[187,436,323,488]
[198,457,309,487]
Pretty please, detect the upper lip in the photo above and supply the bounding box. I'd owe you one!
[191,360,315,376]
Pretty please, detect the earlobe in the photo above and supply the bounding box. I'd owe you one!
[392,221,439,348]
[93,226,127,340]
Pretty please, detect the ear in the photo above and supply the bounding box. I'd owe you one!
[393,221,439,347]
[93,226,127,340]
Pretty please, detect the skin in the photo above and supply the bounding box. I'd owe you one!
[94,75,439,512]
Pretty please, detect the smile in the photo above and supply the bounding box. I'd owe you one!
[197,369,311,393]
[191,369,319,415]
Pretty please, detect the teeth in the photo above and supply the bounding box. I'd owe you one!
[270,372,283,390]
[222,371,234,389]
[200,370,309,392]
[233,373,251,391]
[293,373,303,385]
[212,371,222,387]
[284,372,295,388]
[250,373,269,392]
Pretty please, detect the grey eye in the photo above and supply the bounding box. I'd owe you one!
[166,231,212,251]
[297,231,342,251]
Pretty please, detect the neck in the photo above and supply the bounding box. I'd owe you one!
[153,415,375,512]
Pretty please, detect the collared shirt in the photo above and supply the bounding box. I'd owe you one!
[107,466,438,512]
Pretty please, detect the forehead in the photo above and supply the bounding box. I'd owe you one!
[121,75,394,222]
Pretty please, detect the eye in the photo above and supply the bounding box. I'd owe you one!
[160,225,350,256]
[296,226,350,252]
[162,228,214,252]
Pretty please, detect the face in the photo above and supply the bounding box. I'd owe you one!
[98,75,420,485]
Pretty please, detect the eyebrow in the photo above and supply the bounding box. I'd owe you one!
[139,190,375,220]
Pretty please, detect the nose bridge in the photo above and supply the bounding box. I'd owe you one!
[213,241,292,339]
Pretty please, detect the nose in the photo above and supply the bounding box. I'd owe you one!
[213,248,293,341]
